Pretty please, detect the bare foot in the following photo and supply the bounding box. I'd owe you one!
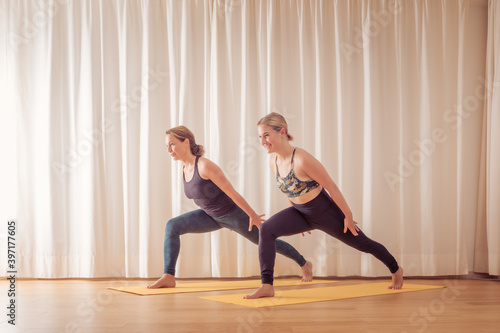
[389,267,404,289]
[243,284,275,299]
[300,261,313,282]
[147,274,176,289]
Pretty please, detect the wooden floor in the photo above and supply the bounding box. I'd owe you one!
[0,276,499,333]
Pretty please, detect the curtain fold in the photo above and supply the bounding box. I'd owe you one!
[1,0,496,278]
[475,0,500,276]
[0,0,16,228]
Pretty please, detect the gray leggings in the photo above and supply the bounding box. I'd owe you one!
[163,206,307,275]
[259,189,399,285]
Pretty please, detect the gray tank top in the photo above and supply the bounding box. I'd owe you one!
[183,156,236,217]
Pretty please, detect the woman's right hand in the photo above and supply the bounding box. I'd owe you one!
[343,216,359,236]
[248,214,266,231]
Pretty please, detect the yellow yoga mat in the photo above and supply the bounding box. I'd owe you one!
[108,279,338,296]
[200,282,445,308]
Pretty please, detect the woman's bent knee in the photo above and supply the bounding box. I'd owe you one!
[165,217,183,235]
[259,221,277,240]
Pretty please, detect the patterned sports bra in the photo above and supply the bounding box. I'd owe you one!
[276,148,320,198]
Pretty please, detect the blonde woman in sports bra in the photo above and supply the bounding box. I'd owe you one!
[244,113,403,299]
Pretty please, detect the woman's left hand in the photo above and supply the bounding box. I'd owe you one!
[248,214,266,231]
[343,217,360,236]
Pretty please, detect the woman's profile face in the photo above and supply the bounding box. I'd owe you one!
[165,134,187,160]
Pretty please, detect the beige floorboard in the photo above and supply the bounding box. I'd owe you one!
[0,277,498,333]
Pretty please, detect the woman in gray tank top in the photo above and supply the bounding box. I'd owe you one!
[147,126,313,288]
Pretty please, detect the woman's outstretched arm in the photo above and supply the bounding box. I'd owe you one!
[294,148,359,236]
[198,157,265,231]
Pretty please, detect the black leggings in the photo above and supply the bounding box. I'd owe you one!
[259,189,399,285]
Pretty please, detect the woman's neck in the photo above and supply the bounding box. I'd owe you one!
[274,143,295,162]
[180,154,197,169]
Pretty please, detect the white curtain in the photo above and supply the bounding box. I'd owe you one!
[475,0,500,276]
[1,0,498,278]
